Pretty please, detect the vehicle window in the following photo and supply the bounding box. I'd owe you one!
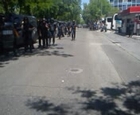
[107,18,112,22]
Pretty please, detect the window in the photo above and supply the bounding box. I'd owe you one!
[119,0,122,2]
[107,18,112,22]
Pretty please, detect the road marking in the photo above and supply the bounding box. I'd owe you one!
[116,43,121,46]
[62,80,64,83]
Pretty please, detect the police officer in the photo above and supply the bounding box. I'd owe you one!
[41,18,49,48]
[37,19,42,48]
[71,20,76,40]
[0,15,5,54]
[49,18,56,45]
[13,17,21,56]
[23,17,34,52]
[57,22,63,39]
[128,20,134,37]
[67,21,71,37]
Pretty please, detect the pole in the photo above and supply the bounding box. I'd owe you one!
[118,0,119,10]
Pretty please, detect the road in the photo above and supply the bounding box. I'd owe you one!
[0,28,140,115]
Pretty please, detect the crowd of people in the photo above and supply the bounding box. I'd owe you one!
[23,17,77,53]
[0,14,77,55]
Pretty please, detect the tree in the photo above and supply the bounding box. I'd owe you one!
[0,0,17,13]
[82,0,119,23]
[0,0,82,22]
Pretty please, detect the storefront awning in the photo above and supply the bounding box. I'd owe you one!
[119,6,140,17]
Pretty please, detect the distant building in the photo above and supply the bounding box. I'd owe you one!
[108,0,140,11]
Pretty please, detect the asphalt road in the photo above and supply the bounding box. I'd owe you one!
[0,28,140,115]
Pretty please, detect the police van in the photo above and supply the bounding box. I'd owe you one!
[0,13,38,54]
[0,14,15,54]
[12,14,38,48]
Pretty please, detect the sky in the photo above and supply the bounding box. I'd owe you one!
[82,0,89,4]
[81,0,89,9]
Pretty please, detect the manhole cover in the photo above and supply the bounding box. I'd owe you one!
[69,68,83,74]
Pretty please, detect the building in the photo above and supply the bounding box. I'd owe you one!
[118,6,140,35]
[108,0,140,11]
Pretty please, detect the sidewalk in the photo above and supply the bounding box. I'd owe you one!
[132,35,140,40]
[104,31,140,61]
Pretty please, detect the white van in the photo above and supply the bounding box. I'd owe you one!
[105,16,112,30]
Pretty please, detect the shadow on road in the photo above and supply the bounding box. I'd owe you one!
[0,54,18,68]
[25,80,140,115]
[0,45,73,68]
[26,97,70,115]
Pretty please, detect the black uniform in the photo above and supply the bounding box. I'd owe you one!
[58,23,63,39]
[37,19,42,48]
[71,21,76,40]
[49,21,56,45]
[23,17,33,52]
[0,16,5,54]
[128,21,134,37]
[41,19,49,48]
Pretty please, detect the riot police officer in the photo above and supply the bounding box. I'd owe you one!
[41,18,49,48]
[0,15,5,54]
[37,19,42,48]
[49,18,56,45]
[23,17,34,52]
[71,20,77,40]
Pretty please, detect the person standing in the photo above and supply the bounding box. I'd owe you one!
[57,22,63,40]
[67,21,71,37]
[23,17,34,52]
[71,20,76,41]
[128,20,134,37]
[41,18,49,48]
[37,19,42,48]
[49,18,56,45]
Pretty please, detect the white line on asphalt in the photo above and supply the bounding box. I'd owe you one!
[62,80,64,82]
[116,43,121,46]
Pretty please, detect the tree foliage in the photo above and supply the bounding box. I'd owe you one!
[0,0,81,23]
[82,0,119,24]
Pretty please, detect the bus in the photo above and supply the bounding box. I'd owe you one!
[111,13,122,31]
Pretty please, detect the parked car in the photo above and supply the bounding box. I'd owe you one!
[77,24,83,28]
[83,24,88,28]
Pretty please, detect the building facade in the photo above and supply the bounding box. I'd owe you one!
[108,0,140,11]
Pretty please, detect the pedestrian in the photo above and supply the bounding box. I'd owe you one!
[13,17,21,56]
[64,22,67,35]
[128,20,134,37]
[71,20,76,40]
[0,15,5,54]
[41,18,49,48]
[49,18,56,45]
[67,21,71,37]
[22,17,34,53]
[57,22,63,39]
[37,19,42,48]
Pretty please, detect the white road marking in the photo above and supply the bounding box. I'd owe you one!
[62,80,64,82]
[116,43,121,46]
